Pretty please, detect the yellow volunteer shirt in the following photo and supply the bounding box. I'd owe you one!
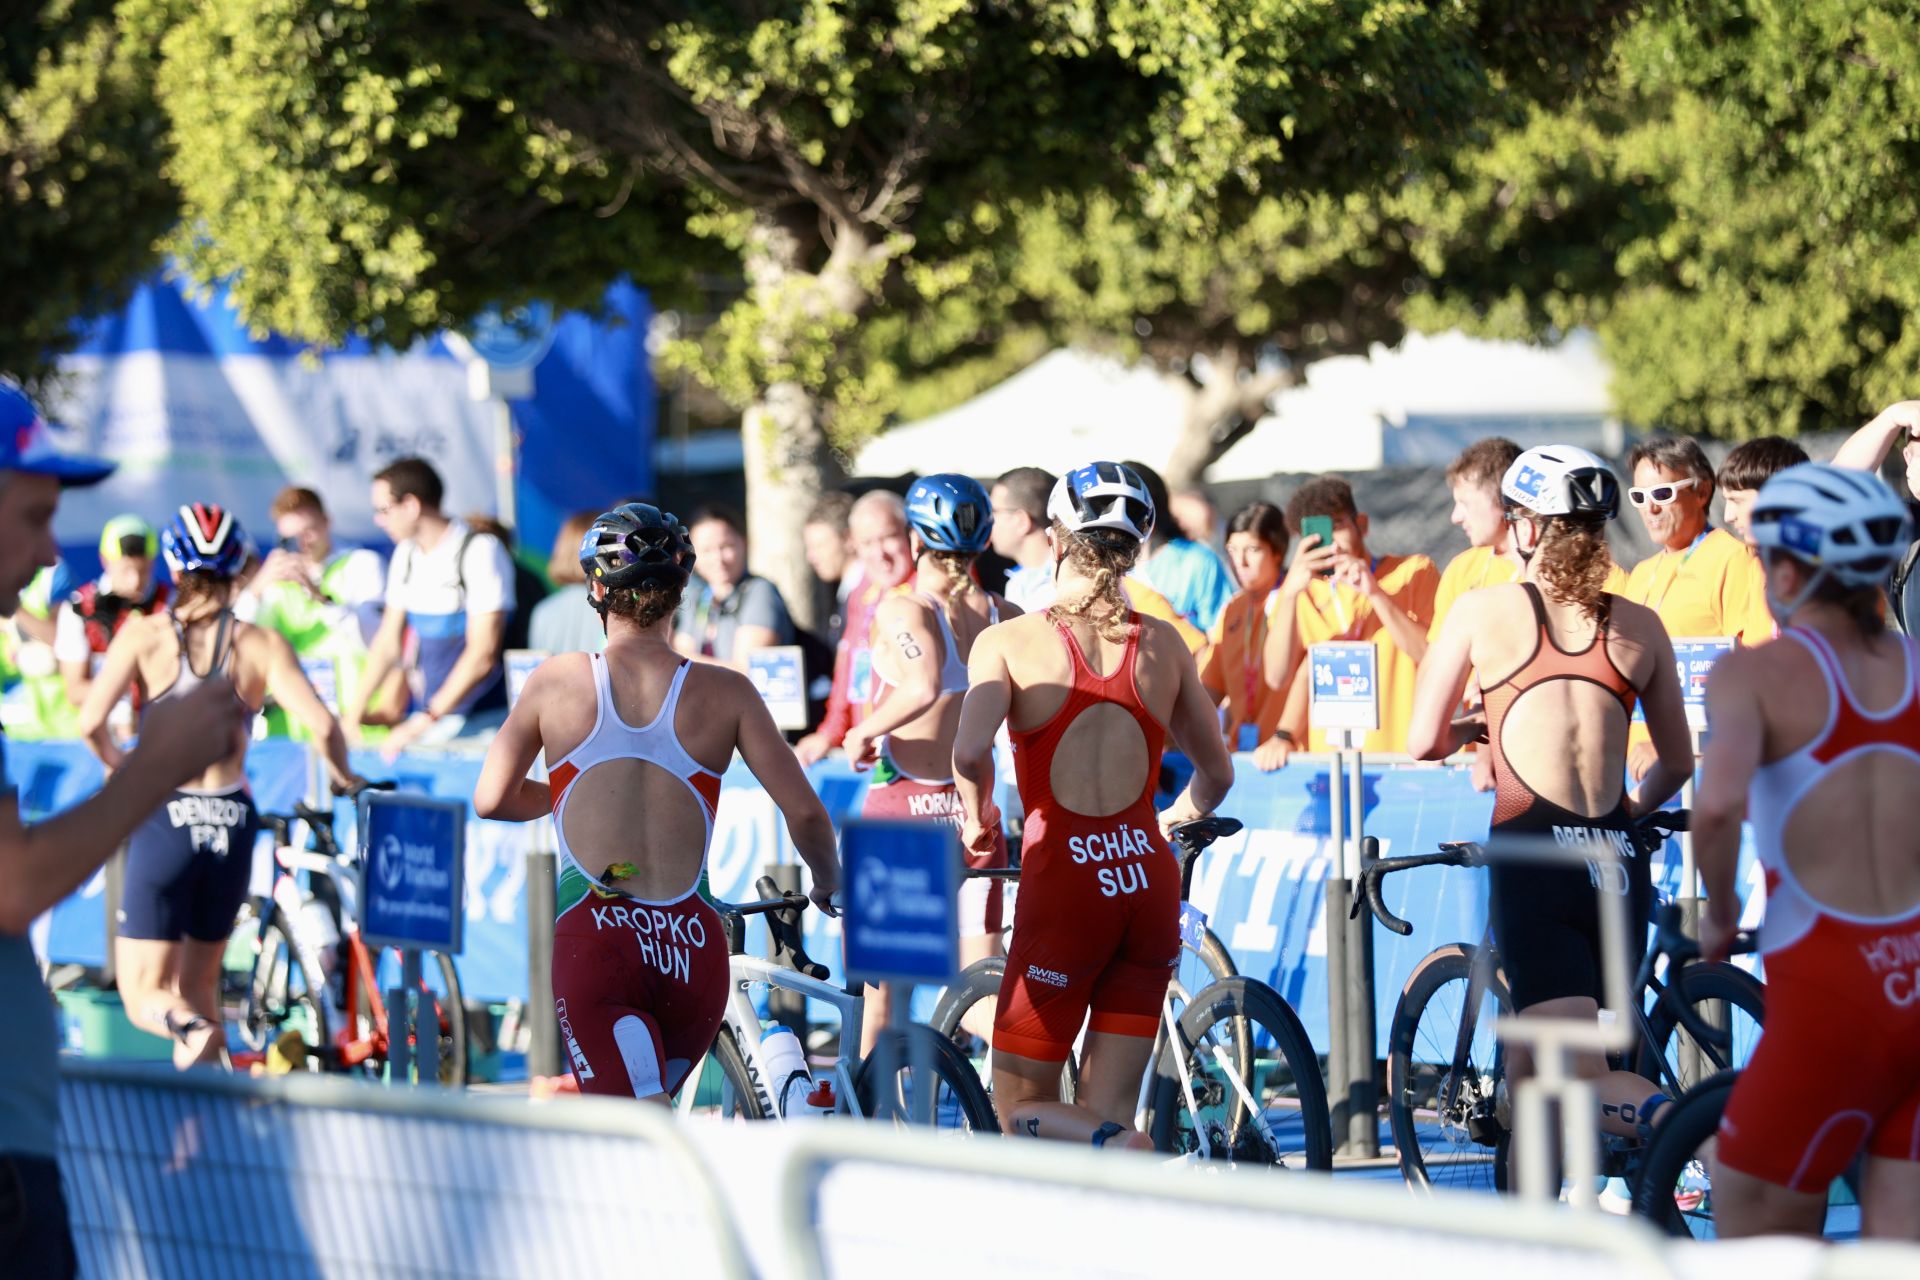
[1293,554,1441,754]
[1623,527,1773,647]
[1428,546,1517,639]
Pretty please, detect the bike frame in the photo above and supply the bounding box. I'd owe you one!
[678,957,868,1121]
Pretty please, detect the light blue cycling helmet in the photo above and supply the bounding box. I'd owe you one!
[905,473,993,554]
[160,503,250,579]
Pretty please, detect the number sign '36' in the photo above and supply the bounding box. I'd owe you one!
[1309,641,1380,733]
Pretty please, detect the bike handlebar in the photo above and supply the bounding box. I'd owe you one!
[1352,809,1695,936]
[722,875,830,981]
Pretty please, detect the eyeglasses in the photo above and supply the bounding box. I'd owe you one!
[1627,477,1699,507]
[372,502,395,516]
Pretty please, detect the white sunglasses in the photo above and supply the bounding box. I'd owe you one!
[1627,477,1699,507]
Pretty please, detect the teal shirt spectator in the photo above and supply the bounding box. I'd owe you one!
[1136,537,1236,633]
[0,733,60,1160]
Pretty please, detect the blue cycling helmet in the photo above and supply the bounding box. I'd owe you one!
[161,503,250,579]
[905,473,993,554]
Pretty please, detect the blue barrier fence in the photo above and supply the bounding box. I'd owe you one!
[17,742,1766,1056]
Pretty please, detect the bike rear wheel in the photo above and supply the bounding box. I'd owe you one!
[1387,943,1511,1193]
[1148,976,1332,1171]
[1631,1071,1862,1240]
[856,1025,999,1133]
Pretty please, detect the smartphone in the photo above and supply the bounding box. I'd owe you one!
[1300,515,1335,568]
[277,536,300,553]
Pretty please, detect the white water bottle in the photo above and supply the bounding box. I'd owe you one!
[758,1025,814,1118]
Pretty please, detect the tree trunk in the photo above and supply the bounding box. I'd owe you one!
[742,381,844,634]
[1160,355,1299,492]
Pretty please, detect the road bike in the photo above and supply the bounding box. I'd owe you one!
[1359,809,1764,1194]
[231,784,468,1086]
[677,875,997,1131]
[930,817,1332,1169]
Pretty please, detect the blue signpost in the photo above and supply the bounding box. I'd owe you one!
[842,819,959,1122]
[360,791,466,1086]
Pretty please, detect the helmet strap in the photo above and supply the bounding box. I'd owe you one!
[1764,554,1828,623]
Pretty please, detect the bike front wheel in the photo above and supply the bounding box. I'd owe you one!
[237,910,330,1065]
[1635,960,1765,1095]
[683,1027,770,1120]
[1387,943,1511,1193]
[1148,976,1332,1171]
[856,1025,999,1134]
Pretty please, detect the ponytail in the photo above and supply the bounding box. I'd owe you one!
[1045,520,1140,642]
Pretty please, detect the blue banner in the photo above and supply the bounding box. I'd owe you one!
[21,744,1770,1053]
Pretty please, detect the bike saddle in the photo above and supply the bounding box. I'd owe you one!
[1166,816,1243,851]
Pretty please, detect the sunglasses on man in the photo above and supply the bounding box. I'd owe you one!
[1627,477,1699,507]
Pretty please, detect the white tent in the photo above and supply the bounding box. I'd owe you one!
[857,331,1619,481]
[853,349,1190,477]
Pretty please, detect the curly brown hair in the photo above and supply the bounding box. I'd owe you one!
[1530,515,1614,621]
[601,581,682,629]
[1045,521,1141,642]
[171,571,233,624]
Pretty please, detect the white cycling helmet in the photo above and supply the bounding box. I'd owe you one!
[1048,461,1156,542]
[1501,445,1620,519]
[1749,462,1911,589]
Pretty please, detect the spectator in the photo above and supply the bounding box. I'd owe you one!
[802,491,859,651]
[991,465,1058,613]
[1717,436,1810,545]
[1,567,78,740]
[1427,439,1525,643]
[1266,476,1441,758]
[464,514,549,652]
[1123,461,1236,632]
[1621,435,1772,781]
[672,502,795,669]
[240,485,398,738]
[1170,485,1227,562]
[794,489,914,765]
[1199,502,1289,752]
[0,379,249,1275]
[349,456,517,752]
[1833,399,1920,633]
[54,514,168,719]
[528,511,606,655]
[995,463,1209,656]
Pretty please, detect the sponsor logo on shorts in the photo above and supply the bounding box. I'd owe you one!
[1026,965,1070,989]
[555,998,594,1081]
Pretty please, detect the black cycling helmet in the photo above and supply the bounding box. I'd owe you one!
[578,503,696,604]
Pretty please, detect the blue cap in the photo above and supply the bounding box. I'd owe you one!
[0,382,114,487]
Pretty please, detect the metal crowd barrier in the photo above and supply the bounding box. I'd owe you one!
[57,1059,747,1280]
[55,1060,1920,1280]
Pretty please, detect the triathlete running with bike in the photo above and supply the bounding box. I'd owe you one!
[77,504,363,1069]
[1410,447,1694,1168]
[953,462,1233,1149]
[476,503,840,1102]
[843,474,1021,1056]
[1694,464,1920,1239]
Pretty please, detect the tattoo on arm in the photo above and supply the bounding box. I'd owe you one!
[896,630,924,660]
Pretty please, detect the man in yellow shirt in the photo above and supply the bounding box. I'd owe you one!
[1264,476,1441,758]
[1427,439,1525,645]
[1622,435,1774,780]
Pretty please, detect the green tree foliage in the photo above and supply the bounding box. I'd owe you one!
[2,3,177,383]
[1410,0,1920,440]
